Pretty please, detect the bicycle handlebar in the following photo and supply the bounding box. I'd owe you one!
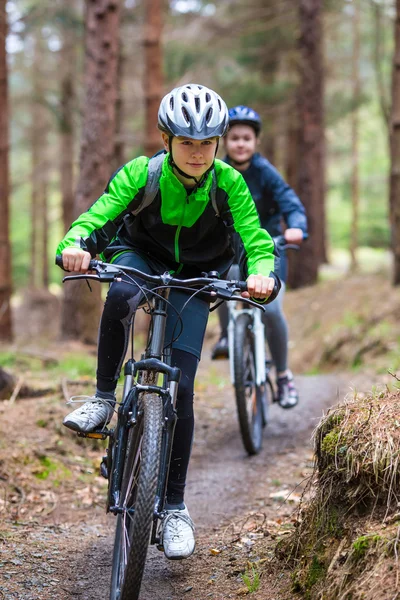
[55,255,272,311]
[272,235,301,252]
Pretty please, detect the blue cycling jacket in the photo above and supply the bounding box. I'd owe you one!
[224,152,308,281]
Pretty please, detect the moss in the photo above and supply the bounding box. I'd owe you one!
[305,555,326,590]
[351,534,381,561]
[320,429,347,458]
[33,455,71,481]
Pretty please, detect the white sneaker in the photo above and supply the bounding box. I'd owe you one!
[63,396,114,433]
[160,506,195,560]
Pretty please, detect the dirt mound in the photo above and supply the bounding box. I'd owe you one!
[279,387,400,599]
[284,274,400,375]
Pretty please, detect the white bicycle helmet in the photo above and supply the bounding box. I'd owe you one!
[158,84,229,140]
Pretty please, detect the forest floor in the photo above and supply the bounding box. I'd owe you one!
[1,272,399,600]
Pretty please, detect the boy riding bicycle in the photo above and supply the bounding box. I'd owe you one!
[56,85,280,561]
[211,105,308,409]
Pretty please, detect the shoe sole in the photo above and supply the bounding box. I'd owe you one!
[62,419,109,433]
[278,399,299,409]
[164,546,195,560]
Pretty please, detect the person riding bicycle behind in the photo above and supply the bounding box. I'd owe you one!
[211,105,308,409]
[56,85,280,562]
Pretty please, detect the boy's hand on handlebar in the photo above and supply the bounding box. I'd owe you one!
[242,274,275,300]
[284,228,303,244]
[61,248,92,273]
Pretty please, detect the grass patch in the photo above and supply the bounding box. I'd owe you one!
[241,566,260,593]
[49,353,97,379]
[33,455,71,482]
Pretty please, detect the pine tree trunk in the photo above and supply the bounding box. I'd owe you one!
[30,65,40,289]
[0,0,13,341]
[285,96,300,190]
[288,0,326,288]
[390,0,400,285]
[143,0,163,158]
[59,4,77,332]
[113,41,125,170]
[30,38,49,290]
[349,0,361,273]
[60,37,75,236]
[61,0,120,343]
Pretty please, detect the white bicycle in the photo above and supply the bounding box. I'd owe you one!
[227,236,299,455]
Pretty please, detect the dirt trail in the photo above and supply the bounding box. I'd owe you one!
[0,351,357,600]
[68,362,349,600]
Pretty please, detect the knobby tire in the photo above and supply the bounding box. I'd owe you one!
[110,392,163,600]
[233,312,263,455]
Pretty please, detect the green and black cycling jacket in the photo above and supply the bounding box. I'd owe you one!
[57,153,277,278]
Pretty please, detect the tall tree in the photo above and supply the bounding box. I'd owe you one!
[30,36,50,290]
[59,5,78,236]
[61,0,120,343]
[113,40,125,170]
[390,0,400,285]
[0,0,13,340]
[288,0,326,288]
[349,0,361,272]
[143,0,164,157]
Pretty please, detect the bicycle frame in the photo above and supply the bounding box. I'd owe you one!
[227,301,266,387]
[107,287,181,529]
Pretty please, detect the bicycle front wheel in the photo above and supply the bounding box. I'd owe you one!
[110,392,163,600]
[233,313,263,455]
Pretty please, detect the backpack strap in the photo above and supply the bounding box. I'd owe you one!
[132,154,220,218]
[131,152,165,216]
[210,169,220,217]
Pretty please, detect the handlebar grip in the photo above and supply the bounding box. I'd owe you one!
[55,254,98,271]
[238,280,248,292]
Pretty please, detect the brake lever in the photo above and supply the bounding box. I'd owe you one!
[236,297,266,311]
[209,283,266,312]
[62,274,103,283]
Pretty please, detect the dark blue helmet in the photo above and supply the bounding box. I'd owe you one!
[228,105,262,135]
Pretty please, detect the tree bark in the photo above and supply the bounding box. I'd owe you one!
[143,0,164,158]
[0,0,13,341]
[60,26,76,237]
[61,0,120,343]
[349,0,361,273]
[371,0,390,129]
[30,37,49,290]
[113,39,125,170]
[288,0,326,288]
[390,0,400,285]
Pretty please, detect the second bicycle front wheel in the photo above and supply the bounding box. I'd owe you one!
[233,313,264,455]
[110,392,163,600]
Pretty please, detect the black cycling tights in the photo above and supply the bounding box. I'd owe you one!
[166,348,198,505]
[97,311,197,505]
[96,258,201,505]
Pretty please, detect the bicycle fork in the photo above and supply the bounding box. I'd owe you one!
[228,305,266,386]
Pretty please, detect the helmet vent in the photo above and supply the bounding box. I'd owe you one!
[205,92,211,102]
[170,96,174,110]
[195,97,200,113]
[218,99,221,110]
[182,91,188,102]
[182,106,191,124]
[206,107,213,123]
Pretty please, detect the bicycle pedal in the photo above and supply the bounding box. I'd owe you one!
[77,428,112,440]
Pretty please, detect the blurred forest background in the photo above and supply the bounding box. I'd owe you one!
[0,0,399,346]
